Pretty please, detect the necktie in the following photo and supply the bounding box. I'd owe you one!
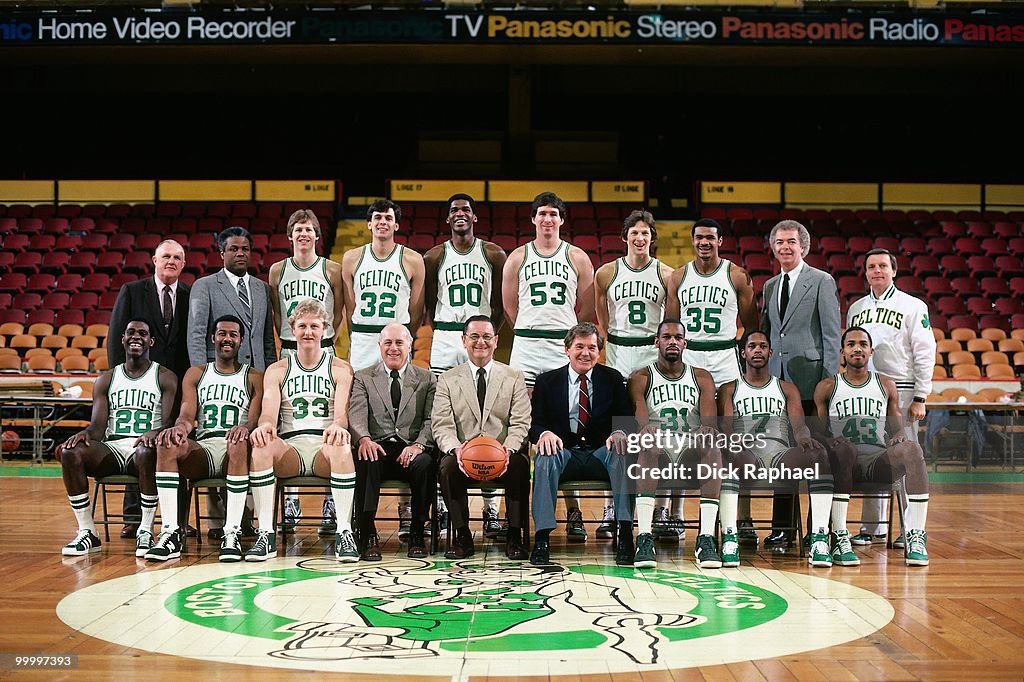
[476,367,486,416]
[162,285,173,331]
[237,277,252,325]
[390,369,401,416]
[779,273,790,320]
[577,373,590,435]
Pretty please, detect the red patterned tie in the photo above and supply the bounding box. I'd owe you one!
[577,373,590,435]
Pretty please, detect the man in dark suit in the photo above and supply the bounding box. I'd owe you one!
[761,220,841,549]
[187,226,276,371]
[108,239,190,537]
[529,322,635,566]
[349,324,437,560]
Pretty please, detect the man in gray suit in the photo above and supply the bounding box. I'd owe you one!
[349,323,437,560]
[188,226,277,371]
[761,219,841,548]
[187,226,276,539]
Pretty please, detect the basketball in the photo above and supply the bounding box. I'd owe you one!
[459,436,508,482]
[1,430,20,453]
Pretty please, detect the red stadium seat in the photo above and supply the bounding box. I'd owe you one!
[40,252,69,276]
[995,222,1019,239]
[55,235,82,252]
[805,254,826,271]
[121,218,146,235]
[81,234,108,251]
[68,252,96,276]
[85,310,111,326]
[980,314,1009,332]
[56,309,85,327]
[156,202,182,217]
[701,208,726,221]
[966,297,994,316]
[18,218,43,234]
[937,298,967,315]
[98,291,119,310]
[14,293,42,310]
[994,299,1024,316]
[0,273,27,294]
[940,222,967,239]
[996,256,1024,279]
[744,253,773,276]
[967,222,994,238]
[940,255,969,277]
[12,252,41,275]
[827,254,856,277]
[94,252,124,276]
[1012,313,1024,330]
[70,216,96,232]
[42,293,70,310]
[25,274,55,295]
[25,309,54,327]
[55,273,83,293]
[5,205,31,218]
[980,277,1010,297]
[846,236,873,254]
[107,234,135,252]
[3,233,29,253]
[80,204,106,218]
[923,276,954,299]
[966,256,996,278]
[59,205,82,219]
[957,210,983,222]
[837,276,864,296]
[928,237,954,256]
[895,275,924,297]
[819,236,846,256]
[0,252,13,272]
[82,273,112,294]
[29,234,56,252]
[43,218,69,235]
[110,273,137,291]
[123,252,151,276]
[954,237,983,256]
[980,237,1006,256]
[951,276,981,296]
[70,292,99,310]
[737,236,765,254]
[172,218,198,234]
[207,203,232,219]
[947,314,978,331]
[901,237,928,256]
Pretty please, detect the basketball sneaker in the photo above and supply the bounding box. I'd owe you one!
[738,520,758,546]
[653,505,673,541]
[135,529,154,558]
[695,534,722,568]
[634,532,657,568]
[281,497,300,532]
[831,530,861,566]
[566,507,587,542]
[319,497,337,536]
[595,504,615,539]
[893,533,905,549]
[336,529,359,563]
[720,531,740,567]
[245,529,277,562]
[808,532,833,567]
[398,503,412,540]
[851,532,886,546]
[145,529,182,561]
[62,529,101,556]
[904,530,929,566]
[483,507,502,538]
[219,529,242,563]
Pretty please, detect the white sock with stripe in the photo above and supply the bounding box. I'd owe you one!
[155,472,179,533]
[699,498,719,537]
[906,494,929,531]
[140,492,159,535]
[68,492,97,534]
[636,495,655,534]
[225,475,249,532]
[249,468,276,531]
[831,494,850,533]
[331,473,356,533]
[719,481,739,535]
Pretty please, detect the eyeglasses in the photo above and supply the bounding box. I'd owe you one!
[466,334,494,343]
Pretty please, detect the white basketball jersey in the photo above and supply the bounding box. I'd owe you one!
[731,376,790,448]
[434,239,493,328]
[279,351,336,438]
[828,372,888,453]
[105,362,164,440]
[195,363,251,440]
[516,241,578,331]
[352,244,411,329]
[677,259,739,344]
[644,363,701,433]
[278,257,336,342]
[607,257,667,340]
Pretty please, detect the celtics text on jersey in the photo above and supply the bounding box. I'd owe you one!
[677,260,739,349]
[105,362,164,440]
[515,241,578,333]
[607,257,667,344]
[731,376,790,450]
[195,363,252,440]
[352,244,411,332]
[279,351,336,438]
[828,372,888,453]
[434,240,493,331]
[278,257,336,342]
[645,364,701,433]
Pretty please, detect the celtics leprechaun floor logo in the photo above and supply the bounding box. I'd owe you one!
[57,557,893,675]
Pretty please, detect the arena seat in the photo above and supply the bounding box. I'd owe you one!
[985,364,1016,379]
[996,256,1024,279]
[968,256,997,278]
[61,355,90,374]
[951,364,982,379]
[932,366,948,380]
[980,314,1010,332]
[966,297,994,316]
[981,328,1007,343]
[12,252,41,275]
[25,274,56,294]
[995,299,1024,316]
[936,298,967,316]
[999,338,1024,354]
[911,255,940,277]
[0,355,21,373]
[67,253,96,276]
[56,310,85,327]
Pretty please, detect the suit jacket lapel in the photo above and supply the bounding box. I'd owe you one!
[782,274,814,326]
[145,279,169,341]
[397,365,420,420]
[370,364,393,423]
[217,270,248,320]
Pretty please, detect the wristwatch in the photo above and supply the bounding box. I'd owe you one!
[912,396,926,404]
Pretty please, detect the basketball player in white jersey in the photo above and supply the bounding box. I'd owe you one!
[151,315,263,562]
[270,209,346,536]
[502,192,595,539]
[423,193,507,537]
[846,248,935,548]
[58,320,177,556]
[503,191,595,386]
[247,300,357,563]
[718,330,835,568]
[667,218,760,544]
[627,319,723,569]
[594,209,672,539]
[270,209,345,356]
[813,327,930,566]
[342,199,425,372]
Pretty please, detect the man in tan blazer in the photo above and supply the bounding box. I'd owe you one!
[350,324,437,560]
[432,315,531,560]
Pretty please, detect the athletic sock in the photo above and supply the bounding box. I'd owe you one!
[249,468,276,531]
[699,498,719,536]
[225,474,249,531]
[831,494,850,533]
[719,480,739,534]
[636,495,655,534]
[155,471,179,533]
[140,492,159,535]
[482,488,500,515]
[906,494,929,531]
[331,472,356,533]
[808,474,835,535]
[68,492,97,534]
